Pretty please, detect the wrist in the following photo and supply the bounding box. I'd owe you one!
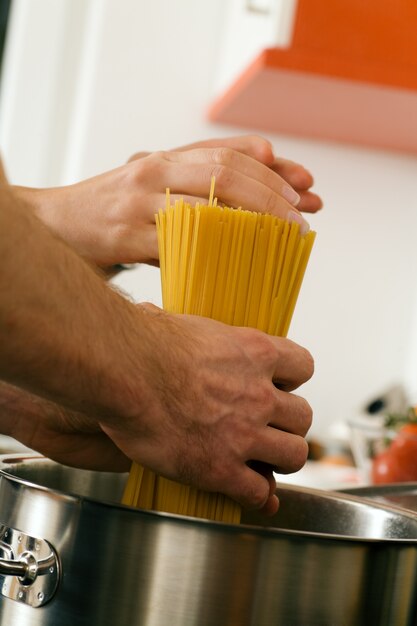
[12,186,66,235]
[96,303,163,424]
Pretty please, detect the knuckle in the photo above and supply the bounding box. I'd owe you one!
[255,382,276,412]
[128,150,150,162]
[211,146,235,166]
[246,134,273,160]
[258,137,273,157]
[211,164,234,190]
[132,151,164,179]
[244,328,273,361]
[246,133,266,143]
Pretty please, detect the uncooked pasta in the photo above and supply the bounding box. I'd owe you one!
[122,180,316,523]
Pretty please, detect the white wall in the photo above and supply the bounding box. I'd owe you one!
[2,0,417,437]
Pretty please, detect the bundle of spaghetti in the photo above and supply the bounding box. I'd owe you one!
[122,182,316,523]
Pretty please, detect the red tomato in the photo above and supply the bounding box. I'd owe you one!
[394,423,417,439]
[372,425,417,484]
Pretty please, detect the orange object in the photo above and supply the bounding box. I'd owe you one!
[372,424,417,484]
[209,0,417,153]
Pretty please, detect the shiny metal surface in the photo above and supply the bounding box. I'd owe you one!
[343,482,417,514]
[0,455,417,625]
[0,524,59,607]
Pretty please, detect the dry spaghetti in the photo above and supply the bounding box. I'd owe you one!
[122,180,316,523]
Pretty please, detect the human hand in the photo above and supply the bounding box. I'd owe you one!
[0,382,130,472]
[0,185,312,514]
[130,135,322,215]
[14,135,322,269]
[101,304,314,515]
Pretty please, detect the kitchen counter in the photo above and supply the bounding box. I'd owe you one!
[276,460,364,491]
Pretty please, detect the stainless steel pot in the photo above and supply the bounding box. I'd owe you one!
[1,454,417,626]
[343,482,417,515]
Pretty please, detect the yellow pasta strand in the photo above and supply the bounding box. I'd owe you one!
[122,185,316,525]
[208,175,216,207]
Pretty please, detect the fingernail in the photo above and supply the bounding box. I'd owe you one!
[289,210,310,234]
[282,184,300,207]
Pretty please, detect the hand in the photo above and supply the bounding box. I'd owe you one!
[0,382,130,472]
[1,187,313,514]
[130,135,322,214]
[101,304,314,515]
[14,135,322,268]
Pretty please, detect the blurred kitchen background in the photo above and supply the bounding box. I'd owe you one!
[1,0,417,481]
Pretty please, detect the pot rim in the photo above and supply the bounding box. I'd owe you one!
[1,453,417,545]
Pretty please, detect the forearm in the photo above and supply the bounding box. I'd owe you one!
[0,381,130,471]
[0,380,60,441]
[0,381,18,438]
[0,186,150,421]
[0,161,7,185]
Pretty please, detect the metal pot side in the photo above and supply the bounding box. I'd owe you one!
[0,455,416,626]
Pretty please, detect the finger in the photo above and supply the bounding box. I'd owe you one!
[248,429,309,474]
[268,337,314,390]
[161,157,309,233]
[257,467,279,516]
[172,135,275,167]
[268,391,313,436]
[249,461,277,497]
[297,190,323,213]
[271,158,323,213]
[129,136,275,167]
[259,493,279,516]
[164,148,302,209]
[224,463,274,511]
[128,144,323,213]
[271,157,315,190]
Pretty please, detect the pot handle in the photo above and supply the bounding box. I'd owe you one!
[0,551,56,583]
[0,525,60,608]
